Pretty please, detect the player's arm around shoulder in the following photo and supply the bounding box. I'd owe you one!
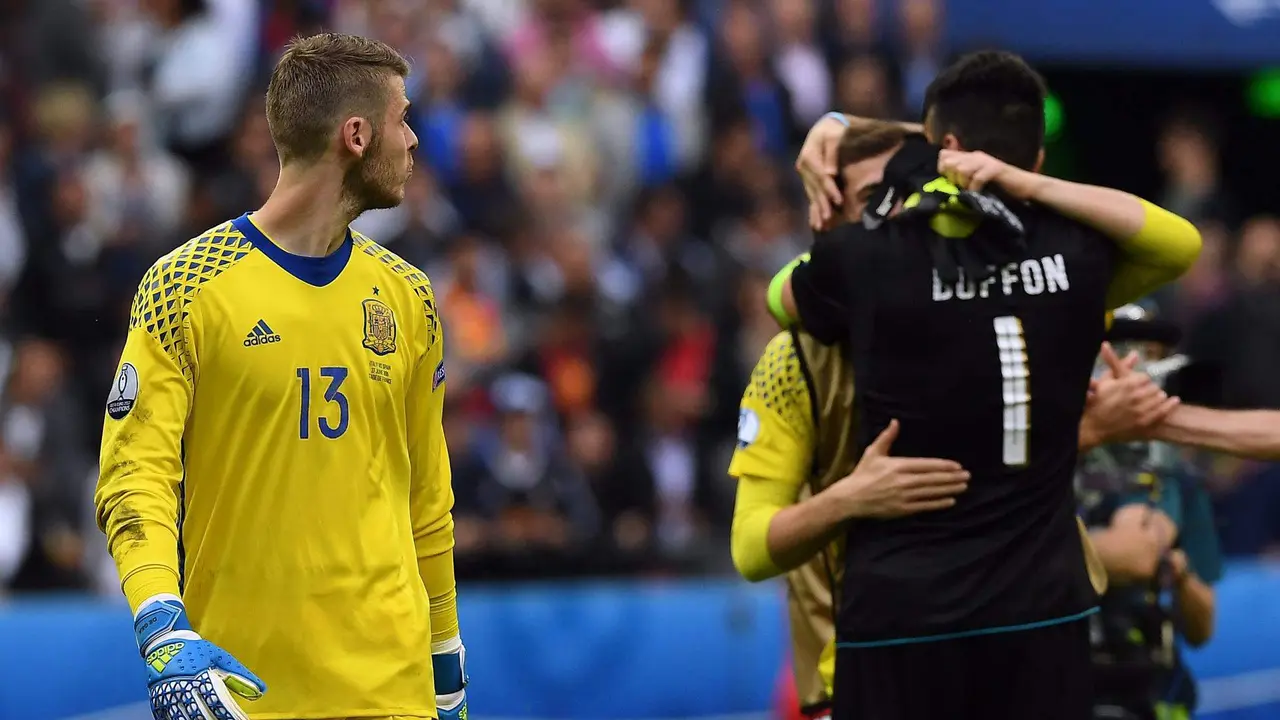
[936,150,1202,306]
[729,334,971,582]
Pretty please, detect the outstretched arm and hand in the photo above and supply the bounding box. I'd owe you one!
[1152,405,1280,461]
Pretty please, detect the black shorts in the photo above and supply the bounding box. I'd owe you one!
[832,617,1093,720]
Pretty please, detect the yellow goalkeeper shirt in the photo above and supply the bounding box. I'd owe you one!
[95,216,457,719]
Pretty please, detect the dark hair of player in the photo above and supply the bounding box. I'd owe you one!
[922,50,1047,171]
[837,122,911,169]
[265,33,411,165]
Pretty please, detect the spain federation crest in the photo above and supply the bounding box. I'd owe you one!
[362,298,397,355]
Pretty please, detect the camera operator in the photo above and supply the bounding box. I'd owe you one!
[1078,304,1222,720]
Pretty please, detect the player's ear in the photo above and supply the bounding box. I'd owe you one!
[341,116,373,158]
[940,133,962,151]
[1033,148,1045,174]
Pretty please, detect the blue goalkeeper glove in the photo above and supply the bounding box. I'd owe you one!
[432,637,469,720]
[134,594,267,720]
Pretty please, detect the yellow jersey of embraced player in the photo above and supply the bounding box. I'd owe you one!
[96,215,457,719]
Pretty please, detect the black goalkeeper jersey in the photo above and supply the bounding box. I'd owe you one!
[792,200,1117,645]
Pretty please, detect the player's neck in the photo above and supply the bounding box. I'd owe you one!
[253,167,357,258]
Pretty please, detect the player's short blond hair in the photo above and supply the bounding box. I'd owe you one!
[265,33,411,165]
[837,121,910,169]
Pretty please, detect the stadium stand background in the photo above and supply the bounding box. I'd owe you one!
[1,0,1280,718]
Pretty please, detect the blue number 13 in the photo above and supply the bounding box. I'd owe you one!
[296,366,350,439]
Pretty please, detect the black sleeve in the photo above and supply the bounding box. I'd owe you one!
[790,228,857,345]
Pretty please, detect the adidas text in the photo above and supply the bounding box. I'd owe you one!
[245,319,282,347]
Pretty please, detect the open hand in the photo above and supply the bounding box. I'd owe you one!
[831,420,970,519]
[796,115,849,230]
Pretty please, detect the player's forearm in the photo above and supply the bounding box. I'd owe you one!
[417,522,461,643]
[95,492,182,612]
[1154,405,1280,460]
[1175,574,1215,647]
[763,493,851,577]
[732,472,812,582]
[1025,178,1200,296]
[1078,416,1103,454]
[96,469,183,612]
[841,114,924,135]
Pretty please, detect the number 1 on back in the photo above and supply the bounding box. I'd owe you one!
[994,315,1030,466]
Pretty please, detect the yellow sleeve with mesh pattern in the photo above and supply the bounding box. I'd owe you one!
[729,332,816,581]
[400,274,460,643]
[95,232,252,613]
[1106,199,1202,308]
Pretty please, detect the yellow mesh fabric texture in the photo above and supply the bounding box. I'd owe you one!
[743,332,810,431]
[128,222,253,383]
[353,232,441,347]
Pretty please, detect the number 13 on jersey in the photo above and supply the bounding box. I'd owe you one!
[994,316,1029,466]
[297,366,350,439]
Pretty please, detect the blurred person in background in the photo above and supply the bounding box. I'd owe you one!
[504,0,618,87]
[138,0,255,169]
[1185,215,1280,410]
[895,0,942,115]
[4,339,92,592]
[82,90,190,254]
[683,113,762,241]
[413,38,471,188]
[593,35,700,211]
[833,52,899,122]
[603,183,718,309]
[22,0,105,95]
[435,232,510,395]
[1080,309,1221,720]
[1154,220,1231,327]
[708,0,801,159]
[1157,106,1236,228]
[449,111,520,236]
[819,0,887,74]
[498,50,602,226]
[475,373,601,564]
[0,112,28,314]
[771,0,832,126]
[566,409,661,560]
[601,0,709,162]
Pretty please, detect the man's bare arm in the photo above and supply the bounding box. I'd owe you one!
[1152,405,1280,461]
[733,420,968,582]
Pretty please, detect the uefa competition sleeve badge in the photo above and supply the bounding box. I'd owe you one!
[737,408,761,448]
[107,363,140,420]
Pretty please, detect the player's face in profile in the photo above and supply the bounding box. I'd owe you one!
[347,75,419,212]
[840,145,902,222]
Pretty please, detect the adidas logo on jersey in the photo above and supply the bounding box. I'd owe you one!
[244,320,282,347]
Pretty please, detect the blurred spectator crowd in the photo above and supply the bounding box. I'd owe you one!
[0,0,1277,597]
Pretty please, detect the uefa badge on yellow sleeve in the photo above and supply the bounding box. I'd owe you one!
[737,408,761,449]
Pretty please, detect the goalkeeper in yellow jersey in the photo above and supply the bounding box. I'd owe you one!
[95,33,466,720]
[730,120,1189,719]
